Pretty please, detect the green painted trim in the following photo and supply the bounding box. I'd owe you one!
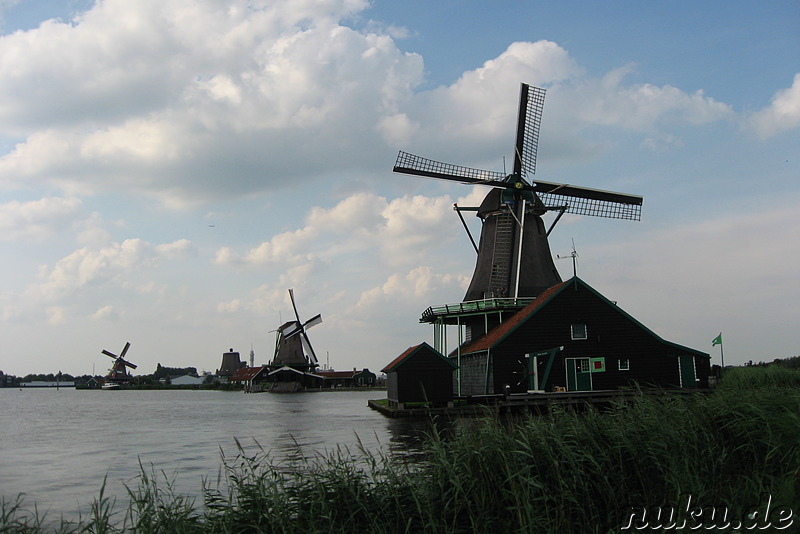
[539,347,559,390]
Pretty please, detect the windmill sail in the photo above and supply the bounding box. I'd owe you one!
[393,150,642,220]
[513,83,546,177]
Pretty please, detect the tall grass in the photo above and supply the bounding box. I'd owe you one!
[3,367,799,533]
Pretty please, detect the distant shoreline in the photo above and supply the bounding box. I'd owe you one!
[70,384,387,392]
[17,381,76,388]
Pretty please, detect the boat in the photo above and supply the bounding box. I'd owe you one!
[101,382,121,390]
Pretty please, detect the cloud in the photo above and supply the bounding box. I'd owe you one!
[309,265,469,362]
[91,304,120,321]
[382,41,582,157]
[354,266,468,309]
[46,306,65,325]
[214,190,469,272]
[560,66,733,131]
[0,196,82,241]
[37,239,155,297]
[0,0,423,206]
[75,212,115,246]
[155,238,197,259]
[584,202,800,356]
[210,189,483,325]
[749,73,800,138]
[1,0,745,210]
[35,237,194,299]
[214,227,318,266]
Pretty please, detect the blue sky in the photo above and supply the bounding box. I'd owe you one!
[0,0,797,376]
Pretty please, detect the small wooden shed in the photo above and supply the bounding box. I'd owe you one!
[382,342,457,408]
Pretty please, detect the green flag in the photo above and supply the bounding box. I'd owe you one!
[712,333,723,346]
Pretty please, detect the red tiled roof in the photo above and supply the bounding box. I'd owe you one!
[382,342,455,372]
[317,370,356,379]
[455,280,570,355]
[230,366,265,381]
[382,343,422,373]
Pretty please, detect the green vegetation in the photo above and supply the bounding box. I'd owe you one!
[3,364,799,533]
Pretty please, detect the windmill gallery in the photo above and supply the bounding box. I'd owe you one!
[92,84,709,406]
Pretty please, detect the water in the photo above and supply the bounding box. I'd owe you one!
[0,388,430,521]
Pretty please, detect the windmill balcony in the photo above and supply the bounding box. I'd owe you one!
[420,296,536,324]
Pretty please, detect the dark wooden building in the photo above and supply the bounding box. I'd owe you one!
[317,368,377,388]
[450,277,710,395]
[230,366,267,392]
[382,342,457,408]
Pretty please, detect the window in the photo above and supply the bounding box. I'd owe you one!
[618,358,630,371]
[591,357,606,372]
[571,323,587,340]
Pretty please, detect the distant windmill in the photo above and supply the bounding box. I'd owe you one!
[270,289,322,372]
[101,341,137,388]
[398,83,643,342]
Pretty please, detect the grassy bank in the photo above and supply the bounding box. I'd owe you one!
[3,366,799,533]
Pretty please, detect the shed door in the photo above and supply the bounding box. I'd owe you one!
[566,358,592,391]
[679,355,696,388]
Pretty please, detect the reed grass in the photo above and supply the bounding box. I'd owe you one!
[3,366,799,533]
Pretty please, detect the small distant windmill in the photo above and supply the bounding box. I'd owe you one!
[267,289,323,391]
[101,341,137,388]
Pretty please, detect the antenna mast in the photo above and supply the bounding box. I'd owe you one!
[557,238,579,278]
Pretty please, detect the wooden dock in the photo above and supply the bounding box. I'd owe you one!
[369,388,708,418]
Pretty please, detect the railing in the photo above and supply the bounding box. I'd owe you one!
[420,297,536,322]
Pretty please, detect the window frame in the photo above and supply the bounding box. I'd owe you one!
[570,323,588,340]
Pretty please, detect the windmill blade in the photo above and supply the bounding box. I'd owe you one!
[513,84,546,177]
[300,333,318,365]
[119,358,137,370]
[394,151,507,186]
[101,349,118,359]
[535,180,643,220]
[288,288,303,325]
[120,342,130,358]
[303,313,322,330]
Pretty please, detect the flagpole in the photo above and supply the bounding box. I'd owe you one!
[712,332,725,375]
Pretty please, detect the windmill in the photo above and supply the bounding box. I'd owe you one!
[101,341,137,387]
[267,289,323,391]
[397,83,643,342]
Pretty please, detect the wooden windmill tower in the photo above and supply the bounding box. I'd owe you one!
[101,341,137,389]
[266,289,323,391]
[393,83,643,350]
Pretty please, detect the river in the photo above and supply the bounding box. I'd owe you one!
[0,387,431,522]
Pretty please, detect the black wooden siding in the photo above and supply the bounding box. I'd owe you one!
[386,345,455,404]
[473,281,709,394]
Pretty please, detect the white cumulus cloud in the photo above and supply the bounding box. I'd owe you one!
[749,73,800,138]
[0,196,82,241]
